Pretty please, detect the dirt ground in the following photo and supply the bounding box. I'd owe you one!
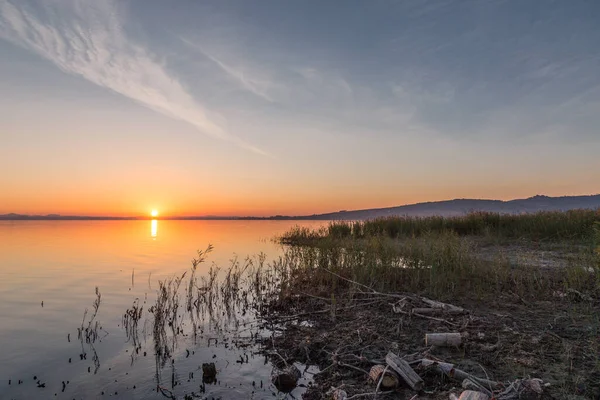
[260,292,600,399]
[472,238,593,270]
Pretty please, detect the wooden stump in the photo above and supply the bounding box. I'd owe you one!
[425,332,462,347]
[369,364,399,390]
[271,364,301,393]
[385,352,424,391]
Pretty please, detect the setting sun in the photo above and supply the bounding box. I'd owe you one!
[151,210,159,217]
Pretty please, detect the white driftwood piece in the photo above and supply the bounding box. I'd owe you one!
[426,332,462,347]
[332,388,348,400]
[457,390,490,400]
[412,307,466,315]
[420,297,465,313]
[462,379,493,398]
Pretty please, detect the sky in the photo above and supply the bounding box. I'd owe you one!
[0,0,599,217]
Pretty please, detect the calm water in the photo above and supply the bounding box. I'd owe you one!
[0,220,325,399]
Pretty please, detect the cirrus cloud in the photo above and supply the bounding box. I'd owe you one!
[0,0,268,156]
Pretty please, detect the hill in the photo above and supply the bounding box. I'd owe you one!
[302,194,600,220]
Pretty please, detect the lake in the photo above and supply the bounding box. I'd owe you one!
[0,220,326,399]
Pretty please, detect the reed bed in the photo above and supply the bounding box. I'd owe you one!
[282,209,600,244]
[277,210,600,301]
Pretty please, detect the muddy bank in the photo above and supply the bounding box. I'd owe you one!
[260,289,600,399]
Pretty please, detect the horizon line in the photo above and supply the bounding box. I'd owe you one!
[2,192,599,220]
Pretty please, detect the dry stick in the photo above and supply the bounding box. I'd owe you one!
[322,268,378,293]
[475,362,495,396]
[391,304,458,327]
[297,291,331,301]
[412,307,466,315]
[322,268,471,319]
[419,297,465,313]
[338,362,369,375]
[269,299,386,321]
[322,268,409,299]
[346,391,395,400]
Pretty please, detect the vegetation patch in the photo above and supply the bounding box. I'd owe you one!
[261,210,600,399]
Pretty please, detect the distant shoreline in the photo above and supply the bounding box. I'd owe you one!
[2,193,599,221]
[0,215,319,221]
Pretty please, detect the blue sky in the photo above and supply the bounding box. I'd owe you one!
[0,0,599,215]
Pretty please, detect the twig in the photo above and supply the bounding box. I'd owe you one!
[321,268,409,300]
[374,365,389,399]
[269,299,385,321]
[338,362,369,375]
[346,390,395,399]
[475,362,494,395]
[297,291,331,301]
[391,303,458,326]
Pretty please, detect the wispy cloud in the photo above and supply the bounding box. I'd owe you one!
[179,36,275,103]
[0,0,267,155]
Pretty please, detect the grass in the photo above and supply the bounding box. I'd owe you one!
[277,210,600,301]
[282,209,600,244]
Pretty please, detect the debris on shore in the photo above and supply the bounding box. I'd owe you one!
[259,281,598,399]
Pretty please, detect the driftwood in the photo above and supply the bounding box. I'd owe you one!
[420,297,466,313]
[496,378,547,400]
[419,359,502,391]
[332,388,348,400]
[425,332,463,347]
[369,364,399,390]
[456,390,490,400]
[385,352,424,391]
[462,379,493,398]
[271,364,301,393]
[412,307,466,315]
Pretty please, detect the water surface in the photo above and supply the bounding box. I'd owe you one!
[0,220,325,399]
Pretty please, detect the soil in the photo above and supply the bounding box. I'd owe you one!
[260,291,600,399]
[471,238,592,269]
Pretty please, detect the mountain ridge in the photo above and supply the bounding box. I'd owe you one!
[304,194,600,220]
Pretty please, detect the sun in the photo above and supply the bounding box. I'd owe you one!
[151,210,159,218]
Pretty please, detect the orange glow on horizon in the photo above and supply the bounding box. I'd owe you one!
[1,183,599,217]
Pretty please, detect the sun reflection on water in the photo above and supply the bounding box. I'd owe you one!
[151,219,158,239]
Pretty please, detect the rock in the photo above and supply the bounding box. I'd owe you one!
[202,363,217,383]
[271,364,301,393]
